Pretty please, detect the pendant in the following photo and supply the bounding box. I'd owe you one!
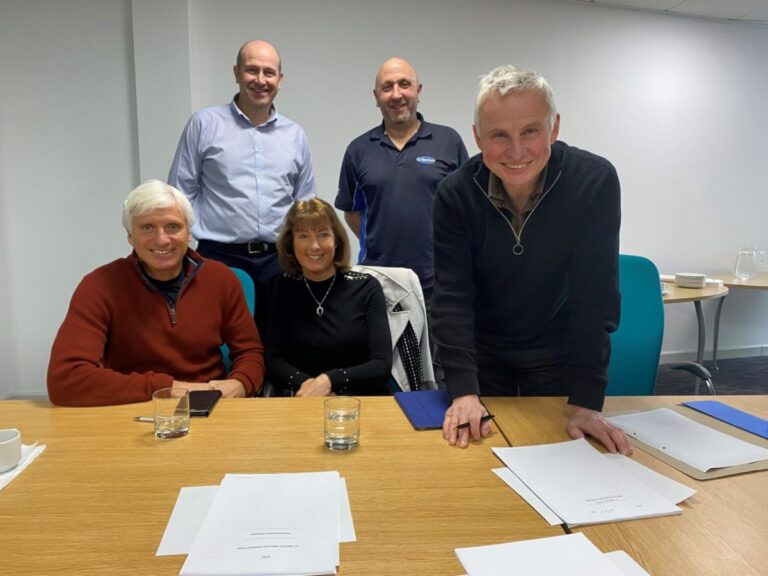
[316,305,324,317]
[513,243,524,256]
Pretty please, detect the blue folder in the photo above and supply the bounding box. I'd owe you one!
[682,400,768,439]
[395,390,452,430]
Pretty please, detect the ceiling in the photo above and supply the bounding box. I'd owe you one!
[575,0,768,24]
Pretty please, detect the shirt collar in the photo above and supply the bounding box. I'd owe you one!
[370,112,429,142]
[230,95,278,127]
[487,168,547,211]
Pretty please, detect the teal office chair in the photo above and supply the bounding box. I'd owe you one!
[606,254,714,395]
[220,267,256,372]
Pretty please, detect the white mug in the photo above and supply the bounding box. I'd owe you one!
[0,429,22,473]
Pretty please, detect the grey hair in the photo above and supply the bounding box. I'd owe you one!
[122,180,194,232]
[474,65,557,129]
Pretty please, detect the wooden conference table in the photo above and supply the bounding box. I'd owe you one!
[0,397,558,576]
[484,395,768,576]
[3,396,766,575]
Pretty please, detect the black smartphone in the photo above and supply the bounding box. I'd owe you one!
[189,390,223,417]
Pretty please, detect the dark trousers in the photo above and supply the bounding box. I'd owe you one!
[476,346,568,397]
[422,285,445,387]
[196,240,281,338]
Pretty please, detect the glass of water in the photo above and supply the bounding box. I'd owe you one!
[153,388,190,439]
[324,397,360,451]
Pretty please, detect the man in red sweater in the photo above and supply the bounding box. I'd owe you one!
[47,180,264,406]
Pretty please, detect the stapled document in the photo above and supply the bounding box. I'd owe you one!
[179,471,343,576]
[492,439,681,526]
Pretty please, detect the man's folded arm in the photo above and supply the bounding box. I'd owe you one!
[47,280,173,406]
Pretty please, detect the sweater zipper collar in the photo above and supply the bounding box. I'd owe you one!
[133,255,203,325]
[473,167,561,256]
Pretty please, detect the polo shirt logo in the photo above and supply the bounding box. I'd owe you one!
[415,155,436,165]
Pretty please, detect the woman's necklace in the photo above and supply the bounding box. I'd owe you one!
[303,273,336,317]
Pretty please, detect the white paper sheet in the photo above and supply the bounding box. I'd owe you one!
[0,442,46,491]
[608,408,768,472]
[337,478,356,543]
[493,439,681,525]
[179,472,340,576]
[455,533,623,576]
[491,467,563,526]
[158,477,356,557]
[603,453,696,504]
[157,486,219,556]
[494,452,693,527]
[604,551,651,576]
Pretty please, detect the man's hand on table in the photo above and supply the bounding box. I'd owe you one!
[442,394,493,448]
[172,379,246,398]
[566,405,632,455]
[209,379,247,398]
[172,381,215,393]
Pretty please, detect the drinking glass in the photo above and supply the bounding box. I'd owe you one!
[153,388,190,439]
[324,397,360,450]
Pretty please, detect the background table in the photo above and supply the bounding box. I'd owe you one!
[662,282,729,367]
[709,272,768,290]
[705,272,768,366]
[483,395,768,576]
[0,397,559,576]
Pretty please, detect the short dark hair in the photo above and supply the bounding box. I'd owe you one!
[277,199,351,275]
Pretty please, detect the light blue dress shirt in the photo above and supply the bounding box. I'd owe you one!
[168,98,316,243]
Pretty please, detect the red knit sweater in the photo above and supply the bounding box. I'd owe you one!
[47,251,264,406]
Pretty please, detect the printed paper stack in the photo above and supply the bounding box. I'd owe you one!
[456,533,650,576]
[157,471,354,576]
[492,438,695,526]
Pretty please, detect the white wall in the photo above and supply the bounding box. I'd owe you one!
[1,0,767,398]
[131,0,192,181]
[1,0,139,397]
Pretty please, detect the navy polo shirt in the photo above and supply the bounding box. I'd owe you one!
[335,114,468,290]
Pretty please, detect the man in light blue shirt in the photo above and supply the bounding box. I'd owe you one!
[169,39,316,334]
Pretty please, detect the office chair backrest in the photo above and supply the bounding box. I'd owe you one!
[230,267,255,315]
[606,255,664,395]
[221,267,256,371]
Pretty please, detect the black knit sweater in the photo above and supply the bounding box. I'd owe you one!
[432,141,621,410]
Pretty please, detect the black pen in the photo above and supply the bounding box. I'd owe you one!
[455,414,495,429]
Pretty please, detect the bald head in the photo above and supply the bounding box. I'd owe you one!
[373,58,422,130]
[236,40,281,72]
[374,57,419,89]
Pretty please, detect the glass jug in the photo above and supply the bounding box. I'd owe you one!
[734,246,766,281]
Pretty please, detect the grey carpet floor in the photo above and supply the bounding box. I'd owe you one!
[655,356,768,395]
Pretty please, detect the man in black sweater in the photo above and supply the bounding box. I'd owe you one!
[432,65,631,454]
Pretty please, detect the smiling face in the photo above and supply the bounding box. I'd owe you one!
[293,220,337,281]
[473,89,560,198]
[373,58,422,130]
[233,41,282,122]
[127,204,191,281]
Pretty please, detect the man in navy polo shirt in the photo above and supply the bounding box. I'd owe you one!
[335,57,468,307]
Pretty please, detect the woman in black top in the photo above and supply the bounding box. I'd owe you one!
[266,198,392,396]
